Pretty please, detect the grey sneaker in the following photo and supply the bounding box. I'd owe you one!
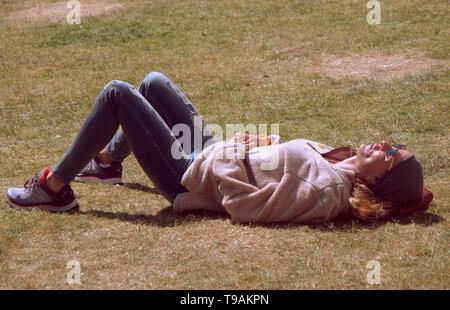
[74,156,122,185]
[5,168,78,212]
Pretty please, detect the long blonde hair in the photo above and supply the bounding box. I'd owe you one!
[349,179,421,222]
[349,179,395,221]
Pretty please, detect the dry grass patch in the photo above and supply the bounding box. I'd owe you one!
[4,0,136,23]
[308,54,449,82]
[274,49,449,82]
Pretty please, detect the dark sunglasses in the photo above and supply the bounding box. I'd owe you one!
[384,144,406,171]
[392,144,405,150]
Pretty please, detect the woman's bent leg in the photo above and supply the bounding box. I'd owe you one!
[138,72,217,156]
[52,80,192,202]
[103,72,216,162]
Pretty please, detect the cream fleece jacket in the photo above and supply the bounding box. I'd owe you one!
[173,137,355,224]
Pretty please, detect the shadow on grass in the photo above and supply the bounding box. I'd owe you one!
[396,209,444,226]
[77,206,230,227]
[121,182,161,195]
[232,206,444,231]
[75,205,444,230]
[298,209,445,232]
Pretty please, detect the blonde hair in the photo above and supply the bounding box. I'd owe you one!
[349,179,397,222]
[349,179,422,222]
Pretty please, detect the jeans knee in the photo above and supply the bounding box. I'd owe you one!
[101,80,137,110]
[104,80,134,94]
[142,71,167,85]
[139,71,168,93]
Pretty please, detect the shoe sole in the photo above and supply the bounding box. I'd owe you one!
[5,194,79,212]
[74,176,122,185]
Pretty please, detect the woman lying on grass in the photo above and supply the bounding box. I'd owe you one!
[5,72,432,223]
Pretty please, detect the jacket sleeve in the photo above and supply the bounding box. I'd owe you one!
[213,155,275,223]
[212,155,325,224]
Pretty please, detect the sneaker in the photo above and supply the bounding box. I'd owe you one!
[74,156,122,185]
[5,168,79,212]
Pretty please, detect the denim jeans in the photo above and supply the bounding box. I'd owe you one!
[52,72,216,203]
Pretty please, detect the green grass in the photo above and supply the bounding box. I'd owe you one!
[0,0,448,289]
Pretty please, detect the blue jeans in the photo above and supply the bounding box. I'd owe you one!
[52,72,216,203]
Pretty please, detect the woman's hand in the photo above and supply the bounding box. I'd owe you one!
[228,132,271,151]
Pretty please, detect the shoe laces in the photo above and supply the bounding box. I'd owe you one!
[23,174,41,193]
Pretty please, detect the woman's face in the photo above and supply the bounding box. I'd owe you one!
[355,141,413,182]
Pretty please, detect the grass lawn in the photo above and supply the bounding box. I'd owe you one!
[0,0,448,289]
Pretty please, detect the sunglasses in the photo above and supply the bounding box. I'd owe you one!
[385,144,406,171]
